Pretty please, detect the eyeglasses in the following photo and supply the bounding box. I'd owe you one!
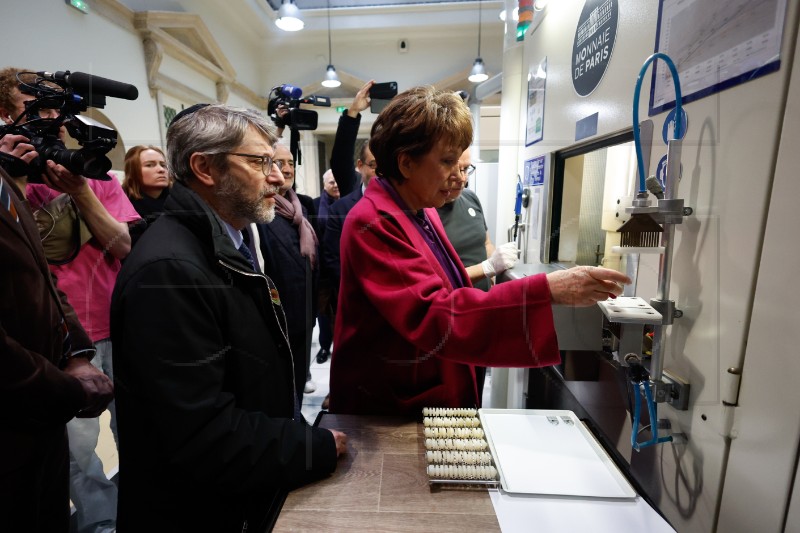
[223,152,275,176]
[363,161,378,170]
[459,164,476,176]
[274,159,294,170]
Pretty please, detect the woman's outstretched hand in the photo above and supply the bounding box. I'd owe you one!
[547,266,631,306]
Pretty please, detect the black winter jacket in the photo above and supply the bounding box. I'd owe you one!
[329,110,362,197]
[111,181,337,532]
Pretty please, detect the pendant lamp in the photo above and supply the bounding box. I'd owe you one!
[321,0,341,88]
[468,0,489,83]
[275,0,304,32]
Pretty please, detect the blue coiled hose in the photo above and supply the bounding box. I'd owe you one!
[632,53,683,193]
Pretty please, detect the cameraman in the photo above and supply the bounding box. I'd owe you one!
[0,67,140,533]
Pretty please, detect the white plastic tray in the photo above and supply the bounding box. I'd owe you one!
[479,409,637,499]
[597,296,663,324]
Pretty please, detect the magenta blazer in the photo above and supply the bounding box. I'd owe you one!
[329,179,561,415]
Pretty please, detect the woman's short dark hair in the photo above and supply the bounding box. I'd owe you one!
[369,86,473,183]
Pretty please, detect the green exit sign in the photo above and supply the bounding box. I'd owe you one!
[336,106,347,113]
[66,0,90,14]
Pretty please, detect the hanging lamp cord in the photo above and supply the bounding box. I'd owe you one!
[327,0,333,64]
[476,0,482,57]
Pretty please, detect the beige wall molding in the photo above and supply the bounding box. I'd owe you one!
[88,0,135,31]
[142,37,164,97]
[133,10,266,108]
[89,0,266,107]
[231,81,268,109]
[154,73,216,107]
[135,12,234,84]
[216,80,230,104]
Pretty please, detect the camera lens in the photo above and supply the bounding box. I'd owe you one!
[82,154,112,180]
[36,140,85,175]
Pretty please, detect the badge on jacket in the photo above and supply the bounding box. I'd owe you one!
[270,288,281,305]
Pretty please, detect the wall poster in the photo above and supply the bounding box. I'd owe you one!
[526,57,547,147]
[650,0,787,114]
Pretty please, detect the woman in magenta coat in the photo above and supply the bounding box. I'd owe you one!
[329,86,630,415]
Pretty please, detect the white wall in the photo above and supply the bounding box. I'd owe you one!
[499,0,800,531]
[3,0,161,149]
[718,13,800,531]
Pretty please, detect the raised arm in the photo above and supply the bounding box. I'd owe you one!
[330,80,374,196]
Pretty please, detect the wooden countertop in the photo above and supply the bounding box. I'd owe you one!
[273,414,501,532]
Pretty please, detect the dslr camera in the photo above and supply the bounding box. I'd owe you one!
[0,70,138,182]
[267,84,330,131]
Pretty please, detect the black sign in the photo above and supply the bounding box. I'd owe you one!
[571,0,618,97]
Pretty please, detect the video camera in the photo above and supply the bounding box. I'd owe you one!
[0,70,138,182]
[267,84,330,131]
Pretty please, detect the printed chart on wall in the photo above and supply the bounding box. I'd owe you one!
[523,155,546,238]
[650,0,787,114]
[526,57,547,146]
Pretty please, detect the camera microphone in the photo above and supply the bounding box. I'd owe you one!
[277,84,302,99]
[38,71,139,101]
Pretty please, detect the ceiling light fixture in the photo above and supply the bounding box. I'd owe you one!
[275,0,304,32]
[468,0,489,83]
[321,0,341,88]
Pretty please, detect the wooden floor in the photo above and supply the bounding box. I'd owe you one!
[274,414,501,532]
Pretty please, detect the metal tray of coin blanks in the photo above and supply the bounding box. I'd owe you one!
[422,408,499,487]
[478,409,637,498]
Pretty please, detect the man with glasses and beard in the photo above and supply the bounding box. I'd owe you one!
[111,104,347,532]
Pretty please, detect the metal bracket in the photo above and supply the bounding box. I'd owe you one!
[650,298,676,326]
[661,369,690,410]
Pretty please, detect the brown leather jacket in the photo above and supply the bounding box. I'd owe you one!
[0,169,93,429]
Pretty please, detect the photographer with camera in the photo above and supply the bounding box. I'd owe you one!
[0,67,140,533]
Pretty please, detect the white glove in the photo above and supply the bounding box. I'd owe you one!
[481,242,519,278]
